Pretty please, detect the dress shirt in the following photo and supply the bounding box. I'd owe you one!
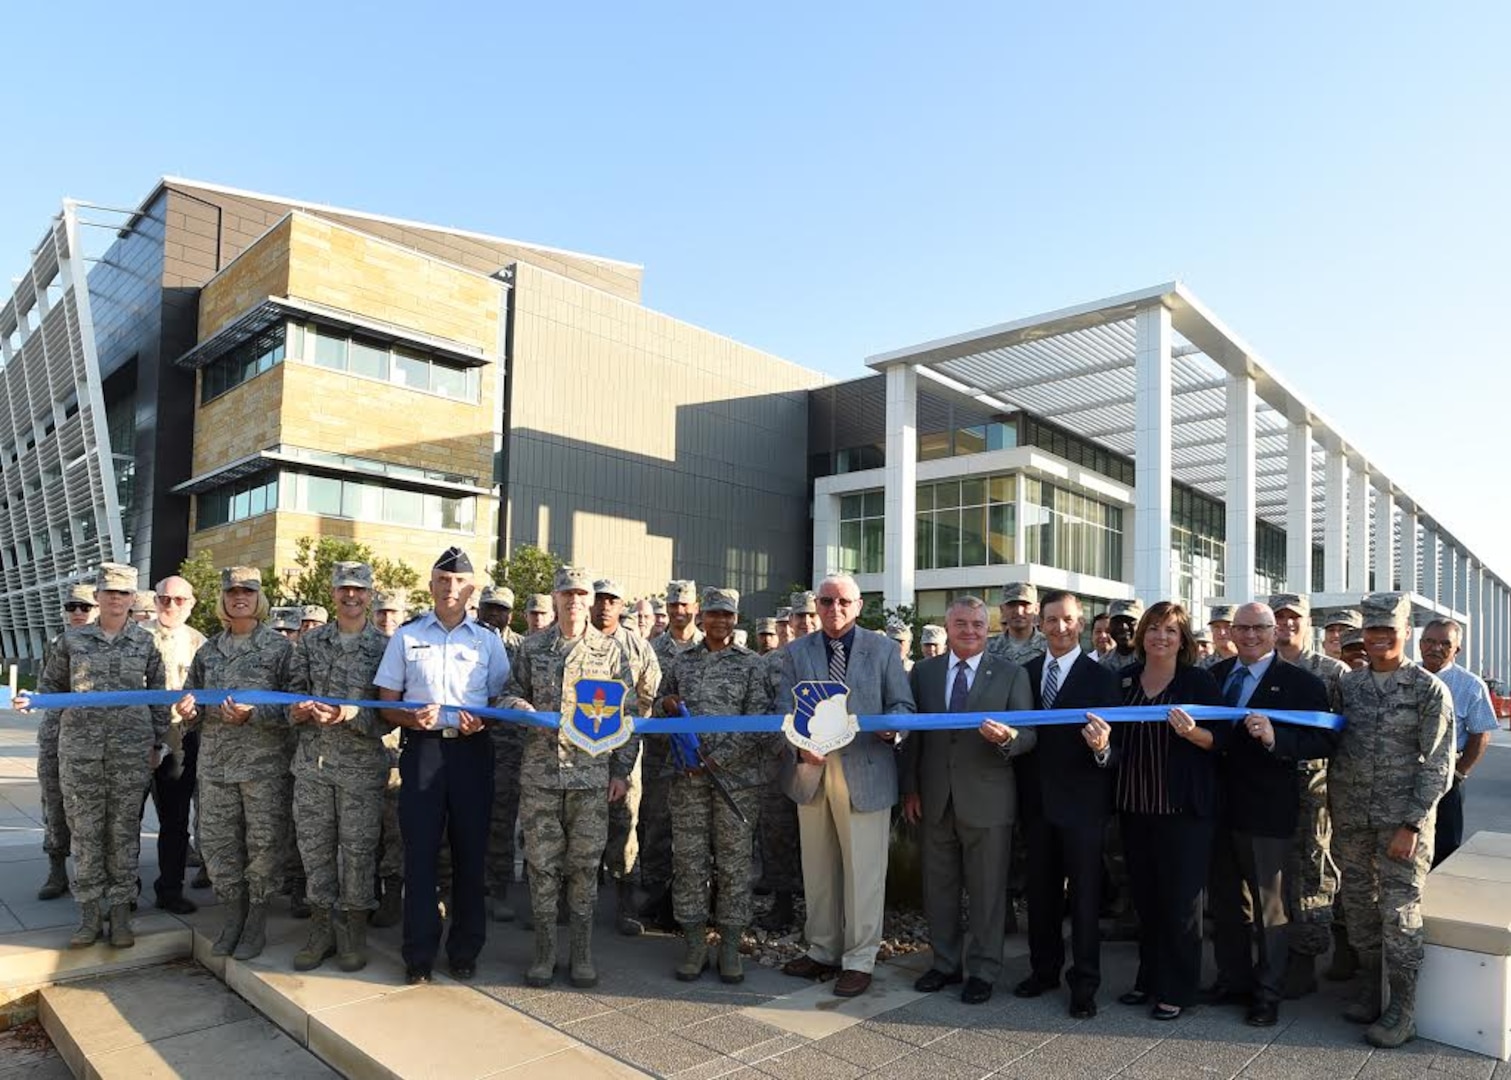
[1042,645,1081,703]
[374,611,510,707]
[1434,662,1498,751]
[947,650,985,694]
[1228,652,1275,709]
[822,626,859,678]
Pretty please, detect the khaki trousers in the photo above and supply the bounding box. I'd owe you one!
[797,754,891,973]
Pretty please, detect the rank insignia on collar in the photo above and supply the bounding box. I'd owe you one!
[784,680,859,755]
[564,678,634,756]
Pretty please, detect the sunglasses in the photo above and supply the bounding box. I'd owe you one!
[817,596,858,608]
[63,602,94,613]
[157,596,193,606]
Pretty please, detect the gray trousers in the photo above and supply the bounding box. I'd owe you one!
[921,797,1012,983]
[1212,830,1292,1005]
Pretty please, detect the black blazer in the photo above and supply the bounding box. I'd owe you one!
[1017,651,1123,827]
[1210,655,1338,838]
[1110,663,1228,819]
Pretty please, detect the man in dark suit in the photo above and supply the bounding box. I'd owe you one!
[1011,589,1123,1018]
[775,574,915,998]
[900,595,1034,1005]
[1209,601,1337,1027]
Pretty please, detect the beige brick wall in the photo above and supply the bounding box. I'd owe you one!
[198,217,293,338]
[191,363,286,477]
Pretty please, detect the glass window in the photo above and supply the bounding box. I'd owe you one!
[440,495,473,532]
[840,494,865,520]
[313,327,347,371]
[956,425,986,456]
[383,487,425,526]
[986,421,1016,451]
[431,362,469,400]
[862,490,884,518]
[393,350,429,391]
[935,508,961,569]
[918,432,951,461]
[916,483,935,512]
[961,504,987,566]
[960,478,985,508]
[200,327,287,404]
[988,503,1015,564]
[349,339,389,380]
[836,489,885,574]
[936,481,960,510]
[306,475,343,515]
[915,513,934,569]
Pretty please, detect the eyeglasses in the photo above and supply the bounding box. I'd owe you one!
[1419,638,1454,650]
[63,602,94,613]
[156,596,193,606]
[1232,623,1275,634]
[817,597,857,608]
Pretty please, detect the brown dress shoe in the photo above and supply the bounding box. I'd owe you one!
[782,955,840,980]
[833,970,872,997]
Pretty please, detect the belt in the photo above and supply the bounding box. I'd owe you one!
[403,728,480,742]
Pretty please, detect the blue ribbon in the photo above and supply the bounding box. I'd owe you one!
[12,689,1345,733]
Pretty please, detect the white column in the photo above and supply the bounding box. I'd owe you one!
[1420,527,1439,604]
[1468,561,1482,672]
[1286,421,1313,594]
[1399,509,1419,596]
[812,493,842,584]
[1348,465,1371,592]
[1133,305,1174,605]
[882,363,918,610]
[1374,487,1395,591]
[1224,372,1257,602]
[1324,449,1348,591]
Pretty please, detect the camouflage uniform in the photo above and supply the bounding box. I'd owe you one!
[1286,648,1349,957]
[1331,659,1452,976]
[288,622,391,912]
[603,625,661,882]
[185,624,296,905]
[642,628,704,896]
[36,633,71,863]
[485,623,526,906]
[40,623,169,907]
[659,641,776,928]
[1100,649,1140,673]
[986,629,1047,666]
[758,646,804,894]
[500,625,645,925]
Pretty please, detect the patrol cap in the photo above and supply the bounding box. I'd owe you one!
[1001,582,1038,605]
[1268,593,1309,617]
[1360,592,1411,630]
[525,593,552,614]
[270,606,301,631]
[648,597,666,615]
[755,617,778,635]
[789,591,817,614]
[666,580,698,604]
[920,625,946,646]
[885,617,912,641]
[701,587,739,614]
[554,566,594,593]
[433,547,474,574]
[331,561,373,589]
[1341,628,1365,648]
[593,579,625,600]
[775,607,791,623]
[131,590,156,613]
[479,584,515,608]
[65,583,98,606]
[221,566,261,591]
[373,591,407,613]
[1207,603,1235,624]
[301,605,328,624]
[97,562,139,593]
[1108,599,1144,622]
[1324,608,1363,630]
[1192,627,1213,643]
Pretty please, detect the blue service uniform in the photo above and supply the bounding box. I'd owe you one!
[375,613,510,971]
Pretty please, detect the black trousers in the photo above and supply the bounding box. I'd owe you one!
[1025,816,1106,995]
[1122,812,1214,1008]
[1432,780,1464,868]
[142,730,199,901]
[399,732,495,969]
[1211,828,1292,1004]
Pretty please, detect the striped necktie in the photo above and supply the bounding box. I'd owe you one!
[829,638,847,684]
[1043,657,1060,710]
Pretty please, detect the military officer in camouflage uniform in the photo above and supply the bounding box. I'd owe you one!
[370,590,407,927]
[524,593,555,634]
[638,580,704,929]
[650,597,669,639]
[287,562,391,973]
[1269,592,1352,994]
[174,567,295,961]
[593,579,661,936]
[774,607,791,647]
[35,582,98,901]
[130,590,156,623]
[300,604,329,635]
[1099,599,1143,672]
[29,564,169,948]
[372,590,407,638]
[476,584,525,923]
[754,617,778,655]
[500,567,643,989]
[1202,604,1239,669]
[886,619,914,673]
[1330,592,1454,1049]
[988,583,1047,665]
[1322,608,1363,662]
[1340,628,1368,670]
[919,624,947,658]
[657,587,775,983]
[270,606,302,641]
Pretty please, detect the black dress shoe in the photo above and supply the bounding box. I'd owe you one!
[155,894,198,915]
[913,969,963,993]
[1013,974,1059,998]
[449,960,476,981]
[1118,989,1150,1006]
[1070,995,1097,1019]
[961,977,994,1005]
[405,966,433,985]
[1201,982,1250,1006]
[1245,1002,1279,1027]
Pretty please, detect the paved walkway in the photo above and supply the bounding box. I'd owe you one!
[1,708,1508,1079]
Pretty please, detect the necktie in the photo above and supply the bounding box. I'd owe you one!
[1043,658,1060,710]
[1224,665,1249,708]
[829,639,847,684]
[949,660,970,712]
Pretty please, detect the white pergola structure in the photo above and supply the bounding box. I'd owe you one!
[866,282,1510,680]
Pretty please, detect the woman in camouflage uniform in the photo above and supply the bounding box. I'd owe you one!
[174,567,295,961]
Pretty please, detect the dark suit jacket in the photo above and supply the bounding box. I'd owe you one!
[1110,663,1229,818]
[1211,655,1338,837]
[900,652,1034,829]
[1017,651,1123,827]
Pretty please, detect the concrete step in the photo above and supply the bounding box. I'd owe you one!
[38,961,336,1079]
[184,906,646,1078]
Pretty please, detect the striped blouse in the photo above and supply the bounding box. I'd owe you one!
[1114,676,1177,815]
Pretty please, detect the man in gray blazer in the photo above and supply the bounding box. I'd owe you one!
[902,595,1035,1004]
[775,574,915,998]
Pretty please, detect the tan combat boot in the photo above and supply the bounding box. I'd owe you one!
[1365,972,1418,1049]
[676,924,709,982]
[717,926,745,984]
[37,856,70,901]
[525,925,556,987]
[108,904,135,948]
[232,902,268,961]
[1342,950,1383,1024]
[212,895,248,957]
[69,902,102,949]
[569,918,597,988]
[293,907,336,971]
[338,909,368,972]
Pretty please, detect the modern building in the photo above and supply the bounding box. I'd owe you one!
[808,283,1509,680]
[0,179,824,660]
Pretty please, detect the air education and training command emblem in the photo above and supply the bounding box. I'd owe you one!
[563,678,634,756]
[783,680,860,756]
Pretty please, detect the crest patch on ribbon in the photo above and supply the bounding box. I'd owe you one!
[783,680,859,755]
[564,678,634,756]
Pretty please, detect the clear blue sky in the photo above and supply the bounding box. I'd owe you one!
[4,1,1508,583]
